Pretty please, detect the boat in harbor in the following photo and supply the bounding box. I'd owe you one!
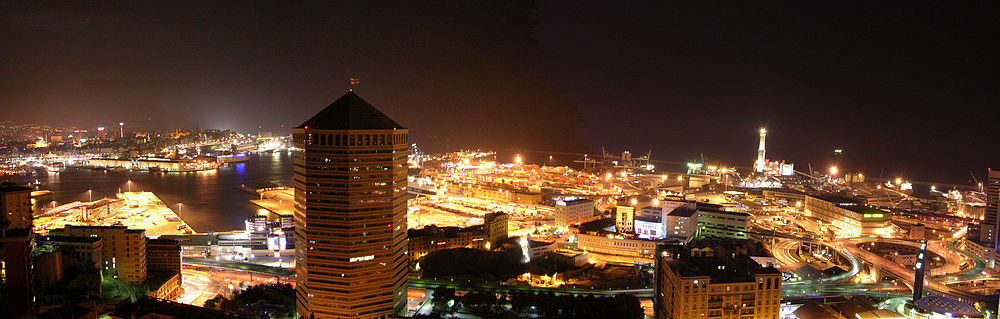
[107,166,128,173]
[217,153,250,164]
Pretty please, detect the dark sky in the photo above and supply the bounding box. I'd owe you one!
[1,1,997,184]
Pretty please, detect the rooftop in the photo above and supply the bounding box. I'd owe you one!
[635,215,661,223]
[834,202,888,216]
[556,198,593,206]
[665,256,780,283]
[765,187,807,195]
[0,182,31,193]
[297,91,404,130]
[810,194,865,205]
[38,235,101,244]
[667,206,697,217]
[793,302,847,319]
[576,218,616,233]
[914,295,983,318]
[408,225,483,238]
[696,207,750,217]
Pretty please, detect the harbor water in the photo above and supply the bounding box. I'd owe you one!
[14,152,294,233]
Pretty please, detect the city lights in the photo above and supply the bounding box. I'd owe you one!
[2,4,993,318]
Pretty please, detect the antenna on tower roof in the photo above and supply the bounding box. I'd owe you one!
[349,78,360,91]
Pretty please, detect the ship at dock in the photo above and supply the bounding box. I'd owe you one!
[217,153,250,164]
[82,157,219,173]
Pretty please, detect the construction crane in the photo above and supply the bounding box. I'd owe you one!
[572,154,601,172]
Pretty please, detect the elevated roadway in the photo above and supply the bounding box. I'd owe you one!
[183,257,295,277]
[837,238,983,302]
[766,233,990,303]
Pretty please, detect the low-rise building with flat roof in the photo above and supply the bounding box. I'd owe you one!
[635,215,664,240]
[695,208,749,239]
[37,234,104,269]
[664,206,697,241]
[656,254,781,319]
[572,219,659,263]
[548,249,589,267]
[48,225,147,283]
[805,195,890,237]
[553,198,595,231]
[408,225,485,261]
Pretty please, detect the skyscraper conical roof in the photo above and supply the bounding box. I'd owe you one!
[297,91,404,130]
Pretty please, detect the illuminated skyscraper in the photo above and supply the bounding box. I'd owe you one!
[754,128,766,173]
[985,170,1000,248]
[293,91,409,318]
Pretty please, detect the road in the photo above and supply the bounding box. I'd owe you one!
[838,238,982,302]
[178,264,293,307]
[183,257,296,277]
[769,237,862,285]
[843,238,975,278]
[771,240,802,265]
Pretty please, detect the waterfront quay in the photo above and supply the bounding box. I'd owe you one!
[34,191,196,236]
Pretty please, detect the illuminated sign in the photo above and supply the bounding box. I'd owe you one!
[349,255,375,262]
[780,164,794,176]
[863,213,884,219]
[686,163,703,174]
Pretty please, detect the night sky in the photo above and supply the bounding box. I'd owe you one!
[1,1,997,184]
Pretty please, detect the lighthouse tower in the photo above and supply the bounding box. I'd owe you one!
[754,128,767,173]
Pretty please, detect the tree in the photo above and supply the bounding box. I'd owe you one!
[459,291,501,314]
[421,248,523,281]
[431,286,456,313]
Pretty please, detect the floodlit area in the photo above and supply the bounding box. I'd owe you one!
[251,187,294,216]
[34,191,195,235]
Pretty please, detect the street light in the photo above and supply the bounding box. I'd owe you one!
[829,166,838,176]
[127,180,132,193]
[87,188,92,202]
[178,202,183,219]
